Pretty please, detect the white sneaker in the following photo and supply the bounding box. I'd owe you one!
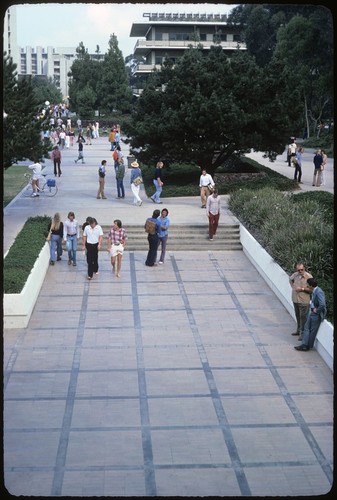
[158,261,163,264]
[31,193,37,197]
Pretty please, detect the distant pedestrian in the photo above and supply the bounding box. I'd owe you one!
[145,209,161,266]
[82,217,103,280]
[28,161,44,197]
[51,145,62,177]
[116,158,125,198]
[320,149,327,186]
[206,188,220,240]
[107,219,127,278]
[294,278,327,351]
[75,137,85,164]
[157,208,170,264]
[109,128,116,150]
[293,147,304,183]
[312,150,323,186]
[86,124,92,145]
[130,160,143,206]
[151,161,164,204]
[97,160,107,199]
[48,212,63,265]
[199,169,214,208]
[287,138,297,166]
[63,211,80,266]
[59,129,66,150]
[289,263,312,340]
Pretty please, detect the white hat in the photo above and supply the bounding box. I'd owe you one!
[131,161,139,167]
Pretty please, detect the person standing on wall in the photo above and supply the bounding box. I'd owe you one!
[289,263,312,341]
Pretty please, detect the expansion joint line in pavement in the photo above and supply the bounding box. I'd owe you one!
[129,252,157,497]
[170,254,252,497]
[208,253,333,486]
[50,281,90,496]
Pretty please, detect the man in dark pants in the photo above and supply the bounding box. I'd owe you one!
[294,278,327,351]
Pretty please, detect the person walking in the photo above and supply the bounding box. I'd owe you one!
[312,150,323,186]
[107,219,128,278]
[293,147,304,183]
[116,157,125,198]
[294,278,327,351]
[97,160,107,199]
[288,138,297,166]
[51,145,62,177]
[157,208,170,264]
[108,127,116,150]
[28,161,44,197]
[82,217,103,280]
[75,137,86,164]
[48,212,63,265]
[206,188,221,241]
[86,124,92,145]
[63,211,80,266]
[289,263,312,340]
[130,160,143,206]
[199,169,214,208]
[145,209,161,266]
[151,161,164,204]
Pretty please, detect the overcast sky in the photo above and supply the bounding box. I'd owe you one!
[14,3,238,57]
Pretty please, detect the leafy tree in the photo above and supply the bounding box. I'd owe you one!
[125,46,300,175]
[97,34,133,114]
[31,76,63,105]
[68,44,102,116]
[3,53,51,169]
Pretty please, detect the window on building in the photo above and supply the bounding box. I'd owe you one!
[155,33,163,41]
[169,33,191,41]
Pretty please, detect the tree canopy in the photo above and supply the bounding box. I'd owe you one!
[3,54,51,169]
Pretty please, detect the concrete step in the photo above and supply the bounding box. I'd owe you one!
[64,225,242,251]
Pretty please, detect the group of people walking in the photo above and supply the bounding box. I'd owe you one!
[286,138,327,186]
[47,207,171,278]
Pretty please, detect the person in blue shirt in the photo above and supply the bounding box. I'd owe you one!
[157,208,170,264]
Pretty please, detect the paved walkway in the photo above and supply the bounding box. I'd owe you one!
[3,137,333,496]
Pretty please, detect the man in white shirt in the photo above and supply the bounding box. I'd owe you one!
[199,169,214,208]
[206,188,221,240]
[82,217,103,279]
[28,162,44,197]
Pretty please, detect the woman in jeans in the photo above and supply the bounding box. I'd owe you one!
[63,211,80,266]
[48,212,63,265]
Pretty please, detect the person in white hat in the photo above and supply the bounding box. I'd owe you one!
[130,160,143,206]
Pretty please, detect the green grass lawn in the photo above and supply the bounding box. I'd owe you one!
[3,165,31,207]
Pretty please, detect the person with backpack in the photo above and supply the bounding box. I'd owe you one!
[97,160,107,199]
[144,209,161,266]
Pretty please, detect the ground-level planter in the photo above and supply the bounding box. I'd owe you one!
[240,224,333,372]
[4,242,50,329]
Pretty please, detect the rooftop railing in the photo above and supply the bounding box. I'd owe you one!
[142,12,228,22]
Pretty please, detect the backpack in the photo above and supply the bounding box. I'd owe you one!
[145,219,156,235]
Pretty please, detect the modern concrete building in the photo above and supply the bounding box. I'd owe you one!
[4,5,104,99]
[130,11,246,79]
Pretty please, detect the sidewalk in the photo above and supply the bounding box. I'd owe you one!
[3,137,333,496]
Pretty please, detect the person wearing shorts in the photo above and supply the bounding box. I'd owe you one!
[107,219,127,278]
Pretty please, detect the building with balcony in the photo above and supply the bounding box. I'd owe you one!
[130,11,246,90]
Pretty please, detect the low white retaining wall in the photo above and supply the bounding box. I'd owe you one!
[240,225,333,371]
[4,243,50,329]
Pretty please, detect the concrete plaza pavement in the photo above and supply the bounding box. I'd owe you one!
[3,136,333,496]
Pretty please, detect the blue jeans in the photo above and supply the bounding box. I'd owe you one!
[152,179,162,203]
[158,235,168,262]
[50,234,62,262]
[302,311,322,348]
[66,234,78,263]
[117,178,125,197]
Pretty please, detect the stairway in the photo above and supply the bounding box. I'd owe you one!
[98,224,242,251]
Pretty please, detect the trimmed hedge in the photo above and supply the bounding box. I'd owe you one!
[4,215,51,294]
[228,188,334,323]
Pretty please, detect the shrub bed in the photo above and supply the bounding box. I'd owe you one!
[228,187,334,323]
[4,215,51,294]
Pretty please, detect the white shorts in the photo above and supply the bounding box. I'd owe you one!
[110,243,124,257]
